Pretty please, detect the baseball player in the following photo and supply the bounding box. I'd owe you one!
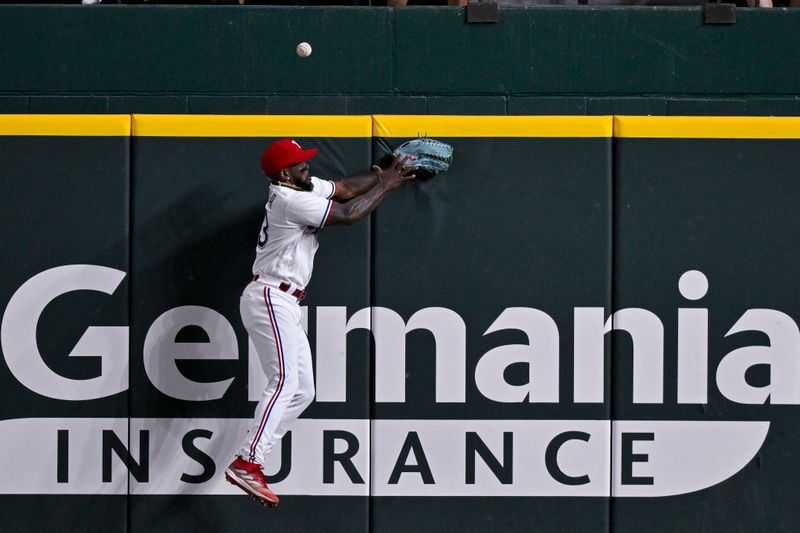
[225,138,415,508]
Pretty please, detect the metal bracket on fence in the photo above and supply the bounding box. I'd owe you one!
[704,2,736,25]
[467,0,498,24]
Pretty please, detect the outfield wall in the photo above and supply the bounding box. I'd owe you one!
[1,113,800,531]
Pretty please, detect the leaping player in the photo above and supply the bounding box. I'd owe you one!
[225,138,415,508]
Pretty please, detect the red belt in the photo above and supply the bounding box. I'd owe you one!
[251,274,306,301]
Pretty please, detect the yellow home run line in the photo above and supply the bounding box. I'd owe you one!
[132,115,373,138]
[0,115,131,136]
[3,114,800,139]
[615,116,800,139]
[373,115,614,138]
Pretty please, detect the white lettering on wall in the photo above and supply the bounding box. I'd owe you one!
[0,264,128,401]
[143,305,238,401]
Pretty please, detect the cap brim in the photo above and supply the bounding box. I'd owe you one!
[288,147,317,166]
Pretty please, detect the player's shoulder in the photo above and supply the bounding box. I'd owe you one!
[310,175,326,192]
[281,182,328,214]
[310,176,336,200]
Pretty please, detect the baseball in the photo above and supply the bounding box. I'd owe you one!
[296,42,312,58]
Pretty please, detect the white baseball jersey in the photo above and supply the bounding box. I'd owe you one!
[251,176,336,290]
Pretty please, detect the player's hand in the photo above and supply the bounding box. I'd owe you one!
[373,154,416,191]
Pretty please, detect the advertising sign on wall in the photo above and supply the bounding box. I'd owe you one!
[1,114,799,532]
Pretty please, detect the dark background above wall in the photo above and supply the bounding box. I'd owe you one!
[1,5,799,116]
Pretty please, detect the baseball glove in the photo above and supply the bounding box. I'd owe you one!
[393,136,454,176]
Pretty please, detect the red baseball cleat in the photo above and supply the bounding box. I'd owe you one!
[225,456,280,508]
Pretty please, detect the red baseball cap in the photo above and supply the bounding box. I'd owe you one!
[260,139,318,176]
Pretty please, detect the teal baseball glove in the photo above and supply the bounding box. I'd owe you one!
[393,136,454,176]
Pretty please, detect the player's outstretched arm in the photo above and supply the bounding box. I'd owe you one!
[331,170,380,202]
[332,152,417,202]
[327,155,415,226]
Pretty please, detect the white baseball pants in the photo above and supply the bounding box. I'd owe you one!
[238,281,315,465]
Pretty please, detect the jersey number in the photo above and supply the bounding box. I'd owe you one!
[257,213,269,248]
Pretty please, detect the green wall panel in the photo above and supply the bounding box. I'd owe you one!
[746,96,800,116]
[508,96,587,115]
[394,8,800,96]
[129,115,372,532]
[612,116,800,531]
[2,6,799,103]
[267,95,348,115]
[425,96,507,115]
[0,116,130,531]
[29,96,108,113]
[666,97,747,115]
[370,116,613,532]
[587,97,667,116]
[0,6,393,95]
[346,96,427,115]
[0,96,28,112]
[108,96,189,114]
[188,96,268,115]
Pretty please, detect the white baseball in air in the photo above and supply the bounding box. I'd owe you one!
[296,42,312,58]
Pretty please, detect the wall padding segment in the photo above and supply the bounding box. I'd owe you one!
[129,114,372,532]
[0,114,131,532]
[611,116,800,532]
[369,115,613,533]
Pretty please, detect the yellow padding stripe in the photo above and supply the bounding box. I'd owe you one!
[133,114,372,137]
[0,115,130,136]
[373,115,613,138]
[5,114,797,139]
[616,116,800,139]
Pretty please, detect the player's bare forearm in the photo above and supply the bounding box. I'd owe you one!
[327,154,415,226]
[327,181,392,226]
[327,155,415,226]
[332,170,380,202]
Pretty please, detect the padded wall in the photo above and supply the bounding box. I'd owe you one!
[369,115,612,532]
[1,114,800,532]
[129,115,373,532]
[0,115,131,531]
[611,116,800,532]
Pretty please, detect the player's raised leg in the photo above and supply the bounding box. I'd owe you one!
[225,285,302,507]
[267,326,315,449]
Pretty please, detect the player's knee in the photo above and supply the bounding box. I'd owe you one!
[297,390,314,412]
[281,374,300,398]
[297,376,315,409]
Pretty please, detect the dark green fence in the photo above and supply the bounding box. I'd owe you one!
[1,6,800,116]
